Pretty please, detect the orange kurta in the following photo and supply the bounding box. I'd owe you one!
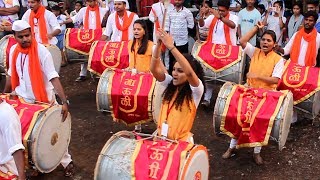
[128,40,153,72]
[248,49,282,90]
[157,92,197,141]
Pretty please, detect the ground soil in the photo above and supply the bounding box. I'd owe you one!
[2,62,319,179]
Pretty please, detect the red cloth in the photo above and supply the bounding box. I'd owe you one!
[277,61,320,104]
[5,36,17,71]
[88,41,129,75]
[65,28,103,55]
[109,69,155,125]
[194,43,241,72]
[221,85,288,148]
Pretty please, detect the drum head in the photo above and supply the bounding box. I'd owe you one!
[94,131,136,180]
[96,68,113,112]
[278,92,293,150]
[0,35,14,73]
[180,145,209,180]
[30,105,71,173]
[46,45,62,74]
[312,91,320,118]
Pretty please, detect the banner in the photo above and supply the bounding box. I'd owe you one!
[88,41,129,76]
[65,28,103,55]
[277,61,320,104]
[132,138,193,180]
[108,69,155,125]
[220,85,288,148]
[193,42,242,72]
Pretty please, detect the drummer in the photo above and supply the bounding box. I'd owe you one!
[150,28,205,142]
[222,21,285,165]
[0,99,26,180]
[3,20,74,176]
[198,0,238,107]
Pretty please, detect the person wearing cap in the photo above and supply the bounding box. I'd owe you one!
[64,0,109,82]
[101,0,138,42]
[3,20,75,177]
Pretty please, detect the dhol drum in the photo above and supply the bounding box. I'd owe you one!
[0,34,62,73]
[294,92,320,119]
[94,131,209,180]
[1,94,71,173]
[96,68,163,124]
[213,82,293,150]
[192,41,245,84]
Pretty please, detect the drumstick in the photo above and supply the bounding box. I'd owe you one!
[161,0,170,29]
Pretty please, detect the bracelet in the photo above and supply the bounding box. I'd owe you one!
[152,56,160,60]
[169,46,176,52]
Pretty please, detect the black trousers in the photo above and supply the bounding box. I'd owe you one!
[168,42,189,74]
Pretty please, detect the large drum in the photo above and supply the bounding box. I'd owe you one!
[1,94,71,173]
[94,131,209,180]
[96,68,162,124]
[192,41,245,84]
[0,34,62,74]
[213,82,293,150]
[294,92,320,119]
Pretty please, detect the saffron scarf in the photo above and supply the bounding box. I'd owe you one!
[207,13,231,45]
[290,28,317,66]
[11,39,49,103]
[84,5,101,29]
[115,10,136,41]
[29,5,49,44]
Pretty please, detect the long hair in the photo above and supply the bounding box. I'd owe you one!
[131,19,149,54]
[162,54,205,111]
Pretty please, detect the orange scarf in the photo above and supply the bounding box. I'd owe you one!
[84,5,101,29]
[115,10,136,41]
[207,13,231,45]
[29,6,48,44]
[290,28,317,66]
[11,39,49,103]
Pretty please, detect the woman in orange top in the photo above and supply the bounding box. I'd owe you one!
[222,21,285,165]
[128,19,154,72]
[150,29,205,142]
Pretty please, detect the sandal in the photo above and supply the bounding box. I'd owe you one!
[64,161,75,177]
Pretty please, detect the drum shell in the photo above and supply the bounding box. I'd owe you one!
[294,91,320,119]
[96,69,162,123]
[94,131,209,180]
[45,44,62,74]
[27,105,71,173]
[213,82,293,150]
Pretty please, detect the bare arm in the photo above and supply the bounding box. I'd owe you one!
[150,41,166,82]
[237,24,242,39]
[210,8,235,29]
[100,35,109,41]
[12,149,26,180]
[0,6,19,16]
[247,72,280,85]
[3,76,12,93]
[50,77,69,121]
[239,22,263,49]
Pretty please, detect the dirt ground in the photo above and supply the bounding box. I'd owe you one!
[2,62,319,179]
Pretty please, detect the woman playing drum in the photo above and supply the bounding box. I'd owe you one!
[222,21,285,165]
[150,28,205,142]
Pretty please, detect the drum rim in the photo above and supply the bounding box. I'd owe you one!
[0,34,15,73]
[96,68,112,112]
[278,91,293,150]
[30,105,72,173]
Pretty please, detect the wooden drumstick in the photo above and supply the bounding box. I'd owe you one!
[161,0,170,29]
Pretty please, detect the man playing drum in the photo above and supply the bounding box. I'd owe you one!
[3,20,74,177]
[198,0,238,107]
[222,21,285,165]
[0,99,26,180]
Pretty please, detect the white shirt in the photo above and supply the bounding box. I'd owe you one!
[8,44,59,103]
[57,14,67,33]
[72,6,108,30]
[266,15,286,46]
[22,9,61,45]
[164,7,194,46]
[148,2,174,43]
[0,0,20,24]
[244,43,284,78]
[158,74,204,107]
[0,100,25,176]
[103,11,139,42]
[283,31,320,66]
[203,14,238,45]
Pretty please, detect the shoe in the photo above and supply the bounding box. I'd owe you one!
[75,76,86,82]
[201,100,210,107]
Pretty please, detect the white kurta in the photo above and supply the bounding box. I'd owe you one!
[21,9,61,45]
[8,44,59,103]
[71,6,109,30]
[0,100,25,176]
[103,11,139,42]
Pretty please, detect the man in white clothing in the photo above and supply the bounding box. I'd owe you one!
[101,0,138,42]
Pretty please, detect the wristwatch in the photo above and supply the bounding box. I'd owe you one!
[61,99,70,105]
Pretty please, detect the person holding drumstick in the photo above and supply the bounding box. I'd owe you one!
[3,20,74,176]
[150,28,205,142]
[222,21,285,165]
